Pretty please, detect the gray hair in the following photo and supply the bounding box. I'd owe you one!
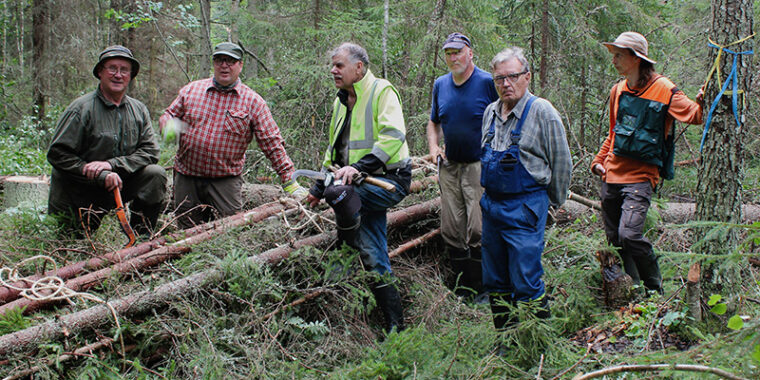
[331,42,370,74]
[490,47,531,73]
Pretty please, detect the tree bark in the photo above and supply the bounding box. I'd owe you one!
[228,0,240,42]
[32,0,46,124]
[695,0,753,254]
[538,0,549,93]
[686,262,702,323]
[16,0,24,77]
[410,0,446,112]
[579,60,587,149]
[382,0,389,78]
[198,0,212,77]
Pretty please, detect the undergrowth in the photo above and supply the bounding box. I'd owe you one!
[0,189,759,379]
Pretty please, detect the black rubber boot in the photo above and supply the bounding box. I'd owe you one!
[372,281,405,333]
[467,247,487,303]
[448,246,471,297]
[490,294,516,331]
[534,295,551,319]
[335,215,361,250]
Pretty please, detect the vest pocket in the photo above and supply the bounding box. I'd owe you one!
[613,93,668,166]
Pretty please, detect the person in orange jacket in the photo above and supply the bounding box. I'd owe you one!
[592,31,704,293]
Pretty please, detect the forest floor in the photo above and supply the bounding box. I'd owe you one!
[0,169,758,379]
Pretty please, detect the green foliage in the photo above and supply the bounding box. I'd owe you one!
[0,112,55,176]
[0,306,31,335]
[285,316,329,340]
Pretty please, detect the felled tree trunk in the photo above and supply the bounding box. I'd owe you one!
[0,200,293,306]
[559,200,760,224]
[2,175,48,209]
[0,198,441,357]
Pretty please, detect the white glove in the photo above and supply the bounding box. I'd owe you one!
[162,117,187,143]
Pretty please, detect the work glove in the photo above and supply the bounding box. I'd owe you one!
[162,117,187,143]
[283,179,309,200]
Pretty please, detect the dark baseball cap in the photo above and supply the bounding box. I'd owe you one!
[442,32,471,50]
[213,42,243,60]
[93,45,140,79]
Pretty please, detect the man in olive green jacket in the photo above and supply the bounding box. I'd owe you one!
[47,45,167,237]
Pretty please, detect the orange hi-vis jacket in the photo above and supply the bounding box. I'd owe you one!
[591,75,703,188]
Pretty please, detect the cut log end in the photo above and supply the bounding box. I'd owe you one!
[2,175,50,210]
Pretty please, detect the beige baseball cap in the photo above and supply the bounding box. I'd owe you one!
[602,31,656,64]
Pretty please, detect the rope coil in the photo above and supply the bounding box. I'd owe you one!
[0,255,121,331]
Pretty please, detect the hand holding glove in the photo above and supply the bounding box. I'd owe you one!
[162,117,187,143]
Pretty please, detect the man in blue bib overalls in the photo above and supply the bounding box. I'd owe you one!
[480,47,572,332]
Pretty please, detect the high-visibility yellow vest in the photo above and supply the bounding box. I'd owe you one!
[322,70,410,174]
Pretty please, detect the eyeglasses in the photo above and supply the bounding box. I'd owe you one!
[493,70,529,85]
[213,56,239,66]
[104,65,131,76]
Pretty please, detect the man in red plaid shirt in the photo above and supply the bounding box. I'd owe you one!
[159,42,306,229]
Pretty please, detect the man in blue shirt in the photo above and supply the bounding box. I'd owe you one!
[426,32,499,301]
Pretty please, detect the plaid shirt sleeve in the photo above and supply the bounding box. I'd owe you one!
[250,94,295,183]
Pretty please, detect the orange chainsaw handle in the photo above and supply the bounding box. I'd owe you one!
[113,188,136,248]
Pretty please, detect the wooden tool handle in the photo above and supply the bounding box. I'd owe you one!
[363,176,396,192]
[329,165,395,192]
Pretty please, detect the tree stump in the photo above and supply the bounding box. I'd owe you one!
[2,175,49,210]
[686,262,702,323]
[596,249,633,307]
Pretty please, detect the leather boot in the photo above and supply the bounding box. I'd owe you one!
[448,246,470,297]
[371,280,405,333]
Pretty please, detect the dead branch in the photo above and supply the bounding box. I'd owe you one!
[0,198,440,357]
[389,228,441,259]
[0,200,292,305]
[4,337,114,380]
[571,363,748,380]
[675,158,700,167]
[568,191,601,211]
[409,175,438,193]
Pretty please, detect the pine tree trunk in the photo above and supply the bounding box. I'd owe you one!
[538,0,549,93]
[198,0,212,77]
[695,0,753,254]
[32,0,45,125]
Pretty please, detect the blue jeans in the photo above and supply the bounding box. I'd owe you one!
[354,178,407,275]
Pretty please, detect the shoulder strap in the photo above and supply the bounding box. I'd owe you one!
[512,95,537,136]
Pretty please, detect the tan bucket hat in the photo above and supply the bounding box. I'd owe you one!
[602,31,656,64]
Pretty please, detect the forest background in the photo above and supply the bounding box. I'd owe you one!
[3,0,755,194]
[0,0,759,379]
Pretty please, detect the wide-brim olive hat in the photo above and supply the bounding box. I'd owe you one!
[92,45,140,79]
[602,31,656,64]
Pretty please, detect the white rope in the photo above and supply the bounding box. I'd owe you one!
[279,198,334,233]
[0,255,121,331]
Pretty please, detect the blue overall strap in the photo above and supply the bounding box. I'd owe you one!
[486,95,537,142]
[700,44,753,151]
[510,95,537,144]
